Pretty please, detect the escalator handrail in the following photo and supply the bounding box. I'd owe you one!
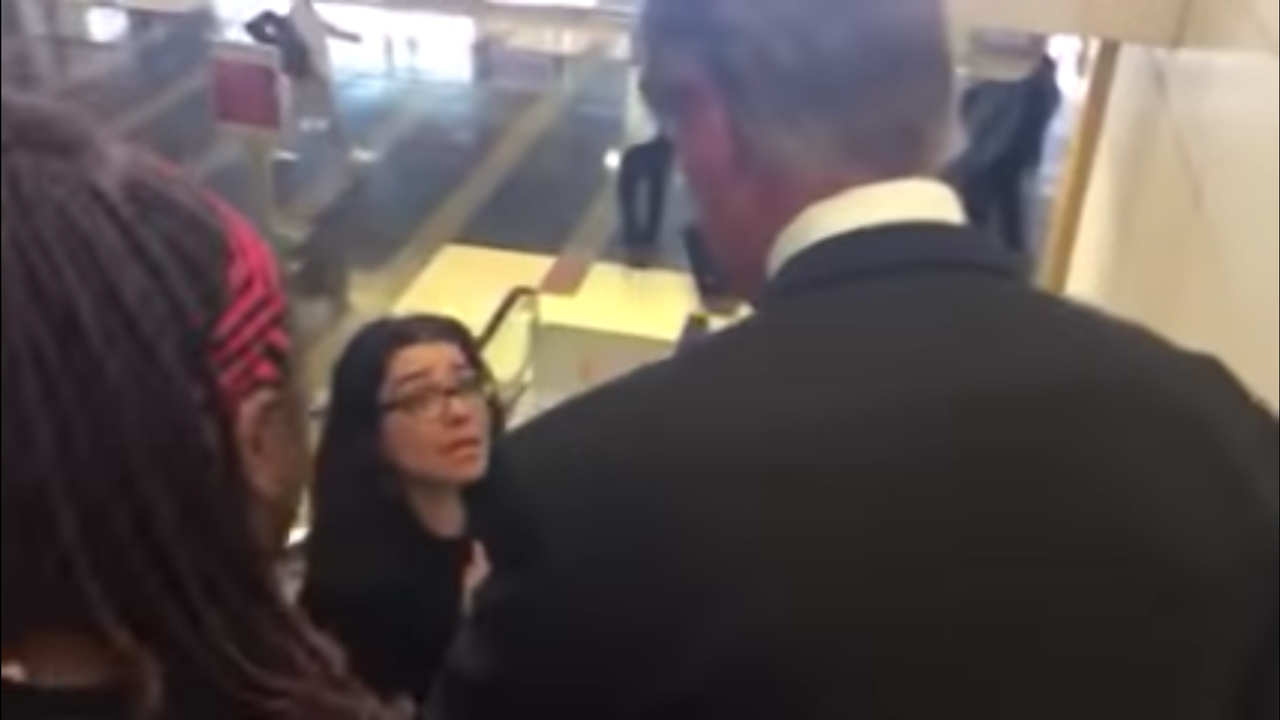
[309,287,541,421]
[479,286,540,351]
[292,287,541,554]
[478,286,541,415]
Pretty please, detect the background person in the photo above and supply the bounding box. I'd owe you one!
[248,0,372,164]
[289,0,373,163]
[946,32,1061,257]
[618,133,676,252]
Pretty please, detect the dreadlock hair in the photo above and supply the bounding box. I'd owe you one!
[0,91,401,720]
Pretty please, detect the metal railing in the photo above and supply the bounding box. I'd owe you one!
[308,285,542,417]
[477,286,541,414]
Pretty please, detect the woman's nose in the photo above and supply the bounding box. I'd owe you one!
[439,393,476,423]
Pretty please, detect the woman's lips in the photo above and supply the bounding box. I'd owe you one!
[443,438,484,457]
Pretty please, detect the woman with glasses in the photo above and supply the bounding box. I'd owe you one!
[301,316,522,708]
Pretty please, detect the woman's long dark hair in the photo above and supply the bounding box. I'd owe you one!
[0,92,396,719]
[306,316,508,561]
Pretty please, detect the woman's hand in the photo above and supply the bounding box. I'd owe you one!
[462,542,490,615]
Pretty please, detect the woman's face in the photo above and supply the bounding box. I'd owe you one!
[379,342,492,488]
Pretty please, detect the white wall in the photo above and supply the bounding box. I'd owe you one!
[948,0,1187,44]
[1066,0,1278,408]
[115,0,212,11]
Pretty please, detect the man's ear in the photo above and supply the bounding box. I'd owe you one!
[234,388,309,549]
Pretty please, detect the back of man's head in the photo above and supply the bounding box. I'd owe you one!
[642,0,953,176]
[640,0,955,292]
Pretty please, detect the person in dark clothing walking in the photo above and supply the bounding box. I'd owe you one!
[245,9,314,81]
[618,133,676,250]
[245,1,371,165]
[947,50,1061,256]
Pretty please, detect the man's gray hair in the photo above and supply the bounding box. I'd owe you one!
[642,0,956,177]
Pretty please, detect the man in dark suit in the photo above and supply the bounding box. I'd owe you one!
[430,0,1279,718]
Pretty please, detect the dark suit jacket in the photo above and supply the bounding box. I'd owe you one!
[432,224,1279,720]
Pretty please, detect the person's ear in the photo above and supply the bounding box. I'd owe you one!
[234,388,309,549]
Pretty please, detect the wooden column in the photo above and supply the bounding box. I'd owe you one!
[1038,39,1121,293]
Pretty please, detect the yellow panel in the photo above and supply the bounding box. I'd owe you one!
[540,261,703,343]
[392,245,555,335]
[389,244,708,344]
[390,241,753,357]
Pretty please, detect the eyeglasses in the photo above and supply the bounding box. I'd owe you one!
[382,373,493,421]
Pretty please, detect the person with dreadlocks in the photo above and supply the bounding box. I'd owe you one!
[0,91,405,720]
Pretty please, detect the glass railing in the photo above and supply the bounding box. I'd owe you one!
[478,286,540,414]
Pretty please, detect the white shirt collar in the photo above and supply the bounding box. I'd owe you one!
[768,178,967,277]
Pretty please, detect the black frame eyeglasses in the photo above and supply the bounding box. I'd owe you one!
[381,373,494,420]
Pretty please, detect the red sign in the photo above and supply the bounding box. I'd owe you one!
[210,43,282,135]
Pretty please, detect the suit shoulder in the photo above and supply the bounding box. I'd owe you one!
[1014,292,1276,440]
